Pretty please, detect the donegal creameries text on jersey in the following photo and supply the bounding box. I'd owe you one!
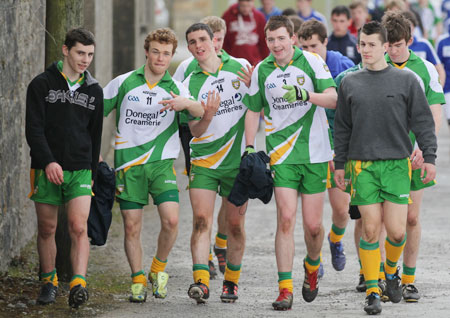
[104,67,191,171]
[244,47,336,166]
[184,53,250,170]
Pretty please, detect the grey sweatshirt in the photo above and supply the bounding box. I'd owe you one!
[334,65,437,170]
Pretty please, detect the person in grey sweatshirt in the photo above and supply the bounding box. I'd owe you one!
[333,21,436,315]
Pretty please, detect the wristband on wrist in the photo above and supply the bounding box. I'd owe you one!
[294,86,310,101]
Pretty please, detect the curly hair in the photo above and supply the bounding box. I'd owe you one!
[144,28,178,54]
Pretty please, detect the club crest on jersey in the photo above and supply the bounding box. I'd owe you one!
[232,79,240,90]
[323,64,330,72]
[297,75,305,86]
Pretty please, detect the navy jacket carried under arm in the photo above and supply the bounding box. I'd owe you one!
[228,151,273,207]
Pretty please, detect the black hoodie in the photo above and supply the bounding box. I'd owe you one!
[26,62,103,179]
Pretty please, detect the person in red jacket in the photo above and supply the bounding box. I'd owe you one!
[222,0,269,65]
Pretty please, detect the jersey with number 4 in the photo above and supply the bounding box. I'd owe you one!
[184,53,250,170]
[104,66,191,171]
[244,47,336,166]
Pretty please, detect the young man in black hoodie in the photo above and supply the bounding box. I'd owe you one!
[25,28,103,309]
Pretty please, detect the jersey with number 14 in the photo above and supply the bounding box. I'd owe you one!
[244,46,336,165]
[184,53,250,170]
[104,66,190,171]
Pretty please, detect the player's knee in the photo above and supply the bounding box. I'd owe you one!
[68,221,87,239]
[162,215,179,233]
[278,214,295,234]
[335,206,349,219]
[228,222,244,238]
[38,223,57,240]
[362,226,379,243]
[389,232,406,245]
[305,222,322,238]
[123,220,141,238]
[406,214,419,227]
[193,215,209,233]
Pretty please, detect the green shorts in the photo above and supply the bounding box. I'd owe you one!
[410,169,436,191]
[349,159,411,205]
[116,159,179,207]
[189,165,238,197]
[327,162,352,190]
[29,169,92,205]
[271,162,328,194]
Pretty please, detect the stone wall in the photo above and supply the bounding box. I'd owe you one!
[0,0,46,272]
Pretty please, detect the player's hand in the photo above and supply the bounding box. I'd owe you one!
[45,162,64,185]
[410,148,424,170]
[159,91,188,112]
[282,85,309,103]
[242,145,256,159]
[201,90,221,121]
[237,65,255,88]
[421,163,436,184]
[334,169,346,191]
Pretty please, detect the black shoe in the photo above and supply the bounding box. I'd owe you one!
[385,268,402,303]
[378,279,389,302]
[364,292,382,315]
[37,283,58,305]
[208,260,218,280]
[68,284,89,309]
[302,262,319,303]
[356,274,367,292]
[220,280,238,303]
[214,246,227,274]
[188,282,209,304]
[272,288,293,311]
[402,284,420,302]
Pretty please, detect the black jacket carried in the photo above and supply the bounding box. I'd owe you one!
[25,62,103,178]
[88,161,115,246]
[228,151,273,207]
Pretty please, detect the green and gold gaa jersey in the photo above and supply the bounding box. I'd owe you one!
[244,46,336,166]
[103,66,191,171]
[183,53,250,170]
[386,50,445,146]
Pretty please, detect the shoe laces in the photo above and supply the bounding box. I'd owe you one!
[306,269,318,290]
[276,289,292,301]
[331,240,343,251]
[197,281,209,293]
[223,281,237,294]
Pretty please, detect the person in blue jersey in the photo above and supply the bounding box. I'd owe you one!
[436,23,450,129]
[402,10,446,85]
[443,0,450,32]
[298,18,355,278]
[328,5,361,64]
[258,0,282,21]
[296,0,327,28]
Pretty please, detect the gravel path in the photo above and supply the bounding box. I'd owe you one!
[95,127,450,318]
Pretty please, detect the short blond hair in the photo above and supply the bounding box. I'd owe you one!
[385,0,406,11]
[144,28,178,54]
[349,0,367,11]
[200,16,227,34]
